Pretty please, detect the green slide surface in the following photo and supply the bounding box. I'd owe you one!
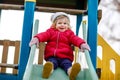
[29,65,92,80]
[23,46,98,80]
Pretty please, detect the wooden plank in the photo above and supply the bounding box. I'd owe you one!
[0,63,18,69]
[0,40,20,74]
[13,41,20,74]
[0,4,87,15]
[35,6,87,15]
[0,40,19,46]
[1,40,9,73]
[38,43,45,64]
[0,3,24,10]
[98,9,102,23]
[0,40,3,45]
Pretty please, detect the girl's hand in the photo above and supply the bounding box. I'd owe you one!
[29,37,39,47]
[80,43,91,52]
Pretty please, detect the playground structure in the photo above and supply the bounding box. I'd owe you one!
[0,0,120,80]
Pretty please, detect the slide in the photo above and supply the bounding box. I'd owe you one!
[23,20,99,80]
[23,46,98,80]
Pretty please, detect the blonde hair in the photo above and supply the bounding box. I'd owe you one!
[51,15,71,29]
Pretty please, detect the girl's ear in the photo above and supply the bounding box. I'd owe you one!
[50,24,56,28]
[51,22,56,28]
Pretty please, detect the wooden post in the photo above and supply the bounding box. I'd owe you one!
[1,40,9,73]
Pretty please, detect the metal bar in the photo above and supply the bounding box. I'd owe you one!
[0,4,87,15]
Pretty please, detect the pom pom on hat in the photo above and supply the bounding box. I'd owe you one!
[51,12,70,22]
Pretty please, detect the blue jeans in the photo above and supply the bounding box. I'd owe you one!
[47,57,72,74]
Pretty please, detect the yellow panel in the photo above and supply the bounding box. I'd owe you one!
[98,35,120,80]
[97,57,102,68]
[25,0,36,2]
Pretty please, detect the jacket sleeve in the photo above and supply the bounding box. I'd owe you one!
[34,29,51,42]
[69,31,85,47]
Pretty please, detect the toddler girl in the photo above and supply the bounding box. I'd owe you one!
[29,12,90,80]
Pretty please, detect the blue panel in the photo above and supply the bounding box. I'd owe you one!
[87,0,98,69]
[18,1,36,80]
[76,14,82,35]
[0,74,17,80]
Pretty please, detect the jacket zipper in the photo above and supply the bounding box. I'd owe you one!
[54,32,60,56]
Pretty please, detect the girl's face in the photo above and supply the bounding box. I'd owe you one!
[55,17,70,32]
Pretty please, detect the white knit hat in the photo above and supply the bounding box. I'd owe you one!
[51,12,70,22]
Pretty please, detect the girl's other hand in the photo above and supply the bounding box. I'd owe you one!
[29,37,39,47]
[80,43,91,52]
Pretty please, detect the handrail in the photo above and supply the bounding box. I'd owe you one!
[82,20,99,80]
[84,50,99,80]
[23,19,39,80]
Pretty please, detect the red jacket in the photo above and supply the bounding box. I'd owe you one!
[35,28,85,62]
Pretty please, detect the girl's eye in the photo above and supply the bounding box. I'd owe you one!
[58,22,62,24]
[64,23,67,25]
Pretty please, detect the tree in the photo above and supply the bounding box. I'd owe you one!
[98,0,120,54]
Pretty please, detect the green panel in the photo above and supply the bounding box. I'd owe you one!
[0,0,3,3]
[1,0,76,6]
[76,0,87,10]
[37,0,75,6]
[1,0,87,9]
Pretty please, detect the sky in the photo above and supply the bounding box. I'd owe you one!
[98,0,120,55]
[0,10,77,40]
